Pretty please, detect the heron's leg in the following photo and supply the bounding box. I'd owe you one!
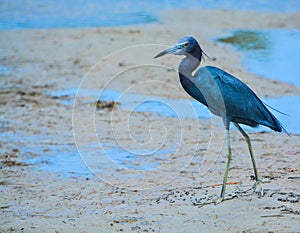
[234,123,263,196]
[218,128,232,203]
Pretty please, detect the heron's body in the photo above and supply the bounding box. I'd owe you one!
[179,65,283,131]
[154,36,286,203]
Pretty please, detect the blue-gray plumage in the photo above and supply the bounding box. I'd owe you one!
[154,36,286,203]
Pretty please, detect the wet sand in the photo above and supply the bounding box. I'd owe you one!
[1,9,300,232]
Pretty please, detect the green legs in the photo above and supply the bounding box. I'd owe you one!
[233,123,259,180]
[218,128,232,202]
[233,123,263,196]
[217,123,263,203]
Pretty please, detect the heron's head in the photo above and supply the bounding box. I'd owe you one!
[154,36,200,58]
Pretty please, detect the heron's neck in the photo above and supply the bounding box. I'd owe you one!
[178,46,202,78]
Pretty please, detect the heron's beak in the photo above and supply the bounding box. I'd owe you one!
[153,44,178,58]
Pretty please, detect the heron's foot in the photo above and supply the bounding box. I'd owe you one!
[214,196,224,205]
[209,195,227,205]
[193,195,224,206]
[213,194,238,204]
[253,180,264,197]
[193,193,238,206]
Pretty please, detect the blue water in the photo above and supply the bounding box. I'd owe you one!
[103,147,174,170]
[217,29,300,86]
[9,87,298,177]
[1,0,300,30]
[27,146,92,177]
[51,88,300,134]
[40,87,299,176]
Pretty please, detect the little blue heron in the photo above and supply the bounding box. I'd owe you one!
[154,36,286,203]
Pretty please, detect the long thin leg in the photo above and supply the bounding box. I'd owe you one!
[234,123,263,196]
[218,128,232,202]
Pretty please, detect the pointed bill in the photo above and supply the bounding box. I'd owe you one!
[153,44,178,58]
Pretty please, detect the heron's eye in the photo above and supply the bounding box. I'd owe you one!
[182,42,189,48]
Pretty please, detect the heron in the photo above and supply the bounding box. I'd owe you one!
[154,36,286,203]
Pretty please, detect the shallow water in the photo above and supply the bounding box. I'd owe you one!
[0,65,11,76]
[1,0,299,30]
[51,88,300,134]
[30,88,299,176]
[27,146,92,177]
[8,87,297,177]
[217,29,300,86]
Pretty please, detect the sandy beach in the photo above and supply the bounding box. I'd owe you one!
[1,8,300,232]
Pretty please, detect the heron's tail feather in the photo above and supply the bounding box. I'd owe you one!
[263,102,290,136]
[263,102,290,116]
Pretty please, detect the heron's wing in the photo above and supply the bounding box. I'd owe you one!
[195,66,283,131]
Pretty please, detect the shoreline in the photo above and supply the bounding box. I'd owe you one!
[1,10,300,99]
